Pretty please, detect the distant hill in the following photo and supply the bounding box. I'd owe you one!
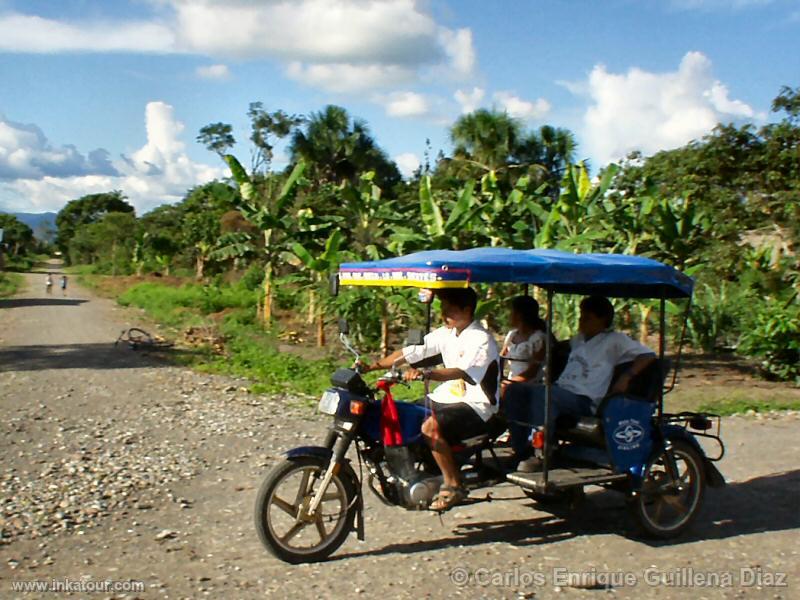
[6,212,57,242]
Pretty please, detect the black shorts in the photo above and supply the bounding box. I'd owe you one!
[429,401,488,446]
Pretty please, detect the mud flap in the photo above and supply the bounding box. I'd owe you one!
[355,500,365,541]
[602,395,654,480]
[704,460,726,487]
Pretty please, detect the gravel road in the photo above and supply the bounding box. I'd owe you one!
[1,266,798,599]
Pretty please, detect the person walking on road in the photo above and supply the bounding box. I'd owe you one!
[45,273,53,295]
[60,275,68,297]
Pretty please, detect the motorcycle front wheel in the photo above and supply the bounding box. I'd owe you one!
[255,456,358,563]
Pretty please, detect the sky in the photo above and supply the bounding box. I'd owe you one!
[0,0,798,214]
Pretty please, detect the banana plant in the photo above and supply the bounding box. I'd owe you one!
[209,231,256,271]
[392,175,484,252]
[131,231,149,276]
[290,229,343,346]
[536,161,619,250]
[154,254,171,276]
[224,155,306,322]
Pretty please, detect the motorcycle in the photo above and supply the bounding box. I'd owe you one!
[254,248,726,564]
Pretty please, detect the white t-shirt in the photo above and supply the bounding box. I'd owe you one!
[502,329,546,380]
[557,331,655,408]
[402,321,500,422]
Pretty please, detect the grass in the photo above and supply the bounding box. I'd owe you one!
[667,386,800,416]
[0,272,24,297]
[115,280,346,397]
[105,278,800,415]
[2,253,49,272]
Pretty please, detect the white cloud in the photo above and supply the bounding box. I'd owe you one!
[0,115,118,179]
[437,27,476,77]
[195,63,231,80]
[492,91,551,120]
[0,14,175,53]
[377,92,431,118]
[0,1,477,93]
[286,61,414,93]
[0,102,222,213]
[171,0,440,63]
[581,51,758,165]
[394,152,420,178]
[454,87,485,114]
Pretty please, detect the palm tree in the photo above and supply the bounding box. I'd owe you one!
[289,105,400,189]
[449,109,523,173]
[518,125,577,200]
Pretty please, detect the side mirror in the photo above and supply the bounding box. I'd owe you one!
[329,273,340,296]
[406,328,424,345]
[338,319,350,335]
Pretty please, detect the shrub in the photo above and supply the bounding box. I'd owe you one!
[686,281,750,352]
[739,298,800,384]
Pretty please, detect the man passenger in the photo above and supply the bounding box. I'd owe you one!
[504,296,656,471]
[360,288,500,510]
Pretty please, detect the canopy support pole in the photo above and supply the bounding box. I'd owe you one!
[424,302,432,397]
[665,297,691,394]
[542,289,554,488]
[658,296,666,421]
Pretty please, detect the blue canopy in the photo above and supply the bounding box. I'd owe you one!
[338,248,693,298]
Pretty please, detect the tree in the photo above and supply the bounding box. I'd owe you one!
[517,125,577,199]
[68,212,138,273]
[289,105,401,190]
[772,85,800,124]
[449,109,523,173]
[55,192,134,262]
[197,122,236,159]
[180,182,238,280]
[246,102,305,174]
[138,204,185,275]
[0,214,34,256]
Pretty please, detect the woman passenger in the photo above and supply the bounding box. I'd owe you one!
[500,296,547,387]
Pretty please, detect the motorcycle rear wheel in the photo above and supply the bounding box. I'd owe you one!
[255,456,358,563]
[630,439,705,538]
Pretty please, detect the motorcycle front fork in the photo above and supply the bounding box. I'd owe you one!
[307,424,355,515]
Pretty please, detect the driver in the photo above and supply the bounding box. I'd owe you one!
[360,287,499,511]
[504,296,656,472]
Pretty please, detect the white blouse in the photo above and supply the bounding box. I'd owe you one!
[502,329,546,380]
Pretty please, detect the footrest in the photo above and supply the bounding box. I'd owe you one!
[507,467,628,492]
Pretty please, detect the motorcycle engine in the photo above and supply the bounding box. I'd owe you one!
[402,475,443,509]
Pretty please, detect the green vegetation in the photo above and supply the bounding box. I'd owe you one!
[0,272,23,297]
[117,279,342,395]
[47,85,800,396]
[697,395,800,416]
[0,214,50,272]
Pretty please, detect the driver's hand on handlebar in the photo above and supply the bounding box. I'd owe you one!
[355,359,374,373]
[403,368,423,382]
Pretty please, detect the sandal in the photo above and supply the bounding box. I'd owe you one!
[430,485,467,511]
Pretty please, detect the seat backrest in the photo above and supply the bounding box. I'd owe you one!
[550,339,572,381]
[606,358,672,403]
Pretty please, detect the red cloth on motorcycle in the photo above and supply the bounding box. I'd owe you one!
[377,381,404,446]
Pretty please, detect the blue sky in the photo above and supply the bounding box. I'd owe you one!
[0,0,798,214]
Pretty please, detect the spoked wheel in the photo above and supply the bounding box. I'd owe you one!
[630,439,705,538]
[254,456,357,563]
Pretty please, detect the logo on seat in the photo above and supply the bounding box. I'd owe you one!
[612,419,645,450]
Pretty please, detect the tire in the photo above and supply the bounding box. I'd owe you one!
[630,439,706,539]
[254,456,358,564]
